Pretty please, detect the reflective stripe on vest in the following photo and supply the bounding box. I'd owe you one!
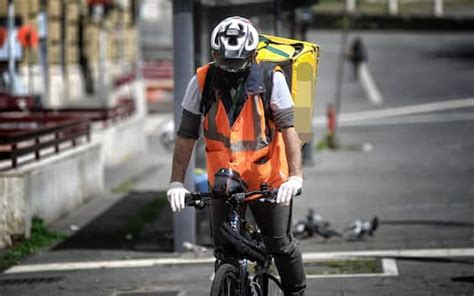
[204,94,268,152]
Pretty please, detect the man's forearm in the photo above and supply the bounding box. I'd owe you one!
[282,127,302,178]
[170,136,196,183]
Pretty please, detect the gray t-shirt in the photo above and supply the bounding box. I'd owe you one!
[181,71,294,115]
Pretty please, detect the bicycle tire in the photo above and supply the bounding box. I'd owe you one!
[210,263,240,296]
[253,273,283,296]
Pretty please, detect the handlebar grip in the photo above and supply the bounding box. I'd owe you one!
[184,192,212,208]
[271,188,302,196]
[185,193,196,206]
[259,188,302,203]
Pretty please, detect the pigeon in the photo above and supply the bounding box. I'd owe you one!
[345,216,379,241]
[293,209,341,240]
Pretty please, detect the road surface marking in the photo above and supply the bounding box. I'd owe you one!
[5,247,474,274]
[382,258,399,276]
[302,247,474,260]
[359,62,384,105]
[322,112,474,127]
[313,97,474,126]
[4,257,214,274]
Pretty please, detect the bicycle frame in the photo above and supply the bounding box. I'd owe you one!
[186,180,300,296]
[187,188,276,295]
[225,200,267,296]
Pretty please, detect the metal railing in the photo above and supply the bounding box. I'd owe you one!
[37,99,136,128]
[0,114,91,170]
[0,94,135,127]
[0,92,40,110]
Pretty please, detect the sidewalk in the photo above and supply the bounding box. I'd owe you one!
[29,113,177,263]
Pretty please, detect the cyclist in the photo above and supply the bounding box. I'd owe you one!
[167,16,306,296]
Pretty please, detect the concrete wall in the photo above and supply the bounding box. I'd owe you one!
[94,114,147,167]
[0,141,103,249]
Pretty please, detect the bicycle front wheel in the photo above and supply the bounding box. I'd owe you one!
[253,273,283,296]
[210,263,240,296]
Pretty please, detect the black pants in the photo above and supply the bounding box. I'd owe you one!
[209,199,306,296]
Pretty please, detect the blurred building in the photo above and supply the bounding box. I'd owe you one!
[140,0,172,61]
[0,0,139,107]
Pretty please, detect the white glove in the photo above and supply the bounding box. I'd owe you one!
[167,182,190,212]
[276,176,303,205]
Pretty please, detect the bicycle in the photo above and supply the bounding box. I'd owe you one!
[185,168,301,296]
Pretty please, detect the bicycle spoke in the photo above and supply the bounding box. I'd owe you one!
[226,278,231,295]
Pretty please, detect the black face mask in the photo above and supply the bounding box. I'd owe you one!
[217,67,249,90]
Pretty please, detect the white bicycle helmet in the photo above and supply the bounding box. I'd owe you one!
[211,16,259,72]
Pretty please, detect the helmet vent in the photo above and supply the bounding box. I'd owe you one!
[210,16,259,72]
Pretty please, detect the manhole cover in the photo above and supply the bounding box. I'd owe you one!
[115,291,182,296]
[0,276,63,286]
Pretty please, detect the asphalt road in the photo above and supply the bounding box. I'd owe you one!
[310,30,474,114]
[297,30,474,252]
[1,30,473,296]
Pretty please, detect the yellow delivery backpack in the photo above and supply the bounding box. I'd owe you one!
[256,34,320,143]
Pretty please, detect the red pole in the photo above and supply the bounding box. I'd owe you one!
[326,104,337,149]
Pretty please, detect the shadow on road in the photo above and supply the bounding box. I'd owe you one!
[53,191,174,252]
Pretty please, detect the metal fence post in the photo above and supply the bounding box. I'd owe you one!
[172,0,196,252]
[434,0,444,17]
[274,0,283,35]
[389,0,399,15]
[38,0,51,106]
[346,0,356,14]
[7,0,16,93]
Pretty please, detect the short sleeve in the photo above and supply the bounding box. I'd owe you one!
[270,71,294,112]
[181,75,202,115]
[270,71,294,130]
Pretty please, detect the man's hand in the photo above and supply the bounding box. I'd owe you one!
[276,176,303,205]
[167,182,190,212]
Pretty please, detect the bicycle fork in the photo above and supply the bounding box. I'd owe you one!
[239,259,251,296]
[230,211,254,295]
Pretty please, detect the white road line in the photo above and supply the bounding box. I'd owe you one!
[359,62,383,105]
[4,257,214,274]
[382,258,399,276]
[312,97,474,126]
[5,247,474,274]
[302,247,474,260]
[325,112,474,127]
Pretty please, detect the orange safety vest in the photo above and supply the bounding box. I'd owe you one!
[196,63,289,194]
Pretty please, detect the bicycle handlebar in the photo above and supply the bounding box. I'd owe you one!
[185,188,302,208]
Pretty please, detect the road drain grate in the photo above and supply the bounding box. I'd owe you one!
[0,276,63,286]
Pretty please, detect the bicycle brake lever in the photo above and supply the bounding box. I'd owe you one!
[258,197,276,203]
[233,192,246,202]
[195,199,206,209]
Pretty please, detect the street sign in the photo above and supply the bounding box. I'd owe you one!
[17,25,39,48]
